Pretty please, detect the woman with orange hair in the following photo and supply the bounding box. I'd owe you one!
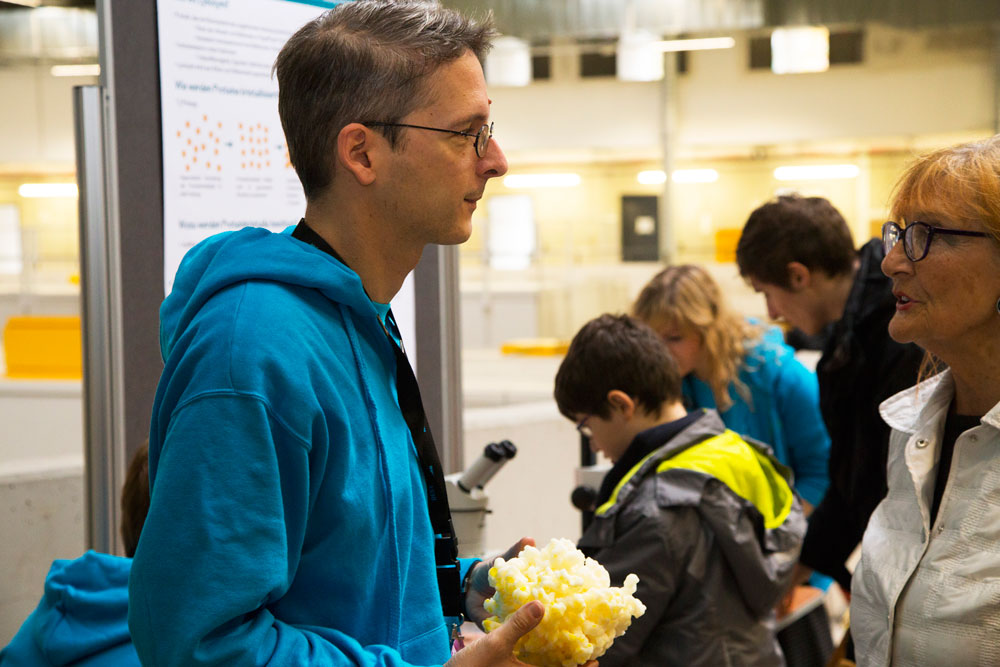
[852,135,1000,666]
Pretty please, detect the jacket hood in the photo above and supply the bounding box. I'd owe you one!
[837,240,893,339]
[161,226,372,360]
[602,412,804,615]
[854,239,894,319]
[27,551,132,665]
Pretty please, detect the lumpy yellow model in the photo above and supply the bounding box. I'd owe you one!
[483,538,646,667]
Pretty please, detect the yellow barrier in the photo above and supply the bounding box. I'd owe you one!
[3,316,83,379]
[714,228,742,263]
[500,338,569,356]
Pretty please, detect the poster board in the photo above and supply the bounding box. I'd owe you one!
[156,0,417,358]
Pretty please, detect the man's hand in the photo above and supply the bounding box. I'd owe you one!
[465,537,534,627]
[445,601,598,667]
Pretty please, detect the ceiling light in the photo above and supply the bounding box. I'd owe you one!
[617,30,664,82]
[771,26,829,74]
[503,173,581,189]
[672,169,719,183]
[51,64,101,77]
[654,37,736,53]
[485,36,531,87]
[773,165,859,181]
[637,170,667,185]
[18,183,79,198]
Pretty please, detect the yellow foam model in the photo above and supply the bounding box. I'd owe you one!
[3,316,82,379]
[484,538,645,667]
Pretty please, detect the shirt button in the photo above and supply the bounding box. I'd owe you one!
[970,434,979,442]
[916,439,929,449]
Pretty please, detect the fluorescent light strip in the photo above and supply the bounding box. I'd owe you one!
[774,164,859,181]
[51,64,101,77]
[637,170,667,185]
[503,173,581,189]
[672,169,719,183]
[638,169,720,185]
[18,183,79,198]
[654,37,736,53]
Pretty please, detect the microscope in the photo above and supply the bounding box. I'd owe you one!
[445,439,517,557]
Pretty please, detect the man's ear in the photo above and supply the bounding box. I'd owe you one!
[786,261,812,291]
[336,123,377,186]
[606,390,636,420]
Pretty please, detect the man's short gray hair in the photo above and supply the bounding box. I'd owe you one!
[274,0,496,200]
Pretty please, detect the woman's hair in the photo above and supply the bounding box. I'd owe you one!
[632,264,761,411]
[889,134,1000,382]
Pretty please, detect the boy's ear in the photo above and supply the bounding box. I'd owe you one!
[606,390,636,419]
[786,261,811,291]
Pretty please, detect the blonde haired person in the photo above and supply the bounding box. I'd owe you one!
[852,135,1000,666]
[633,264,831,509]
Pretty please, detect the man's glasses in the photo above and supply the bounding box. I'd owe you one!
[881,220,991,262]
[576,415,593,439]
[362,121,494,158]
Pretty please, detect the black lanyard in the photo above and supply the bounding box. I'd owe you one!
[291,220,462,617]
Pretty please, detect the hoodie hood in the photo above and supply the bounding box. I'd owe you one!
[161,226,373,361]
[0,551,136,666]
[821,238,895,373]
[593,411,805,616]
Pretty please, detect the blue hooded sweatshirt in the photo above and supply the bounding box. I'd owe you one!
[129,227,458,666]
[0,551,139,666]
[681,325,831,507]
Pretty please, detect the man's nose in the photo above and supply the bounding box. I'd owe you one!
[766,300,780,321]
[478,137,508,178]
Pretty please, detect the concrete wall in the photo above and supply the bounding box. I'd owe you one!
[0,379,84,646]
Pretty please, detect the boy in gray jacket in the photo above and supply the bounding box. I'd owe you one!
[554,314,806,666]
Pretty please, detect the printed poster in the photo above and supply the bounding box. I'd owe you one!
[157,0,416,357]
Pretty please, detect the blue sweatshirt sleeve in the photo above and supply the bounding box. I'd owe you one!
[129,393,438,667]
[771,356,831,507]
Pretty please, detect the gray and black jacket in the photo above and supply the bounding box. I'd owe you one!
[579,410,806,666]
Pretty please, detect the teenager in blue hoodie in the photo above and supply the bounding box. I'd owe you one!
[1,444,149,666]
[127,3,565,667]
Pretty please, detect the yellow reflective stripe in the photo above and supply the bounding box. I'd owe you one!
[595,430,794,529]
[595,447,663,516]
[655,430,793,529]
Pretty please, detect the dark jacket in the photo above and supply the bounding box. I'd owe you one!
[799,239,924,589]
[579,410,806,667]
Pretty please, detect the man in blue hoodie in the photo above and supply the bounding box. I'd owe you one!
[1,444,149,666]
[127,2,559,667]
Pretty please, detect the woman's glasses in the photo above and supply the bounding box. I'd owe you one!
[881,220,990,262]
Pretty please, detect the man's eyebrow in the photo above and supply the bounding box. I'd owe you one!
[452,109,490,128]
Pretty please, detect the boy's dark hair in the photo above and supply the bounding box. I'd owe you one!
[121,442,150,558]
[554,314,682,420]
[273,0,496,200]
[735,194,856,288]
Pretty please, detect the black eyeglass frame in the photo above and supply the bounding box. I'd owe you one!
[881,220,991,262]
[362,121,494,158]
[575,414,593,439]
